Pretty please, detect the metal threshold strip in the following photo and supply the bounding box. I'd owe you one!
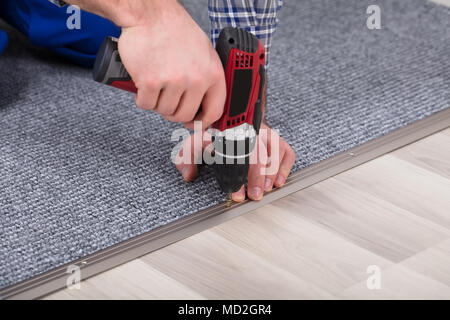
[1,108,449,300]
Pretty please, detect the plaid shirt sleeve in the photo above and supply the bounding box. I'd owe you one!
[208,0,283,68]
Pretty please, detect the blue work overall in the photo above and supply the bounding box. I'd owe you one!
[0,0,120,67]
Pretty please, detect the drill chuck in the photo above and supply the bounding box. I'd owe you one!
[210,123,257,193]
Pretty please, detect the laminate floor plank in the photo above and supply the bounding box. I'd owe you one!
[339,264,450,300]
[391,130,450,178]
[141,231,336,299]
[335,155,450,230]
[45,259,205,300]
[212,204,394,295]
[400,238,450,287]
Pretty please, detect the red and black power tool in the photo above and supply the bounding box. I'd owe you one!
[93,27,266,198]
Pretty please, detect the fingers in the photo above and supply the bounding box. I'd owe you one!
[175,132,212,182]
[154,84,185,116]
[273,144,296,188]
[185,73,226,129]
[175,135,198,182]
[134,80,161,111]
[165,88,203,124]
[232,185,246,202]
[199,79,226,128]
[176,157,198,182]
[247,161,265,201]
[263,130,281,192]
[264,156,280,192]
[133,61,224,128]
[246,137,268,201]
[246,127,296,199]
[136,75,224,129]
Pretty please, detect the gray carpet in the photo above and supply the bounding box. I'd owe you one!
[0,0,449,290]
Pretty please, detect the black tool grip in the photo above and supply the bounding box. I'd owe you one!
[93,37,137,93]
[216,27,258,67]
[252,65,265,134]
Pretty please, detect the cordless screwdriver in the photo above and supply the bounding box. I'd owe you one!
[92,27,266,203]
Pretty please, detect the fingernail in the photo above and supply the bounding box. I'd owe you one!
[249,186,263,200]
[181,167,189,180]
[264,178,273,191]
[232,188,245,202]
[275,174,286,187]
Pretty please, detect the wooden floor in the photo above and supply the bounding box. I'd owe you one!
[45,127,450,300]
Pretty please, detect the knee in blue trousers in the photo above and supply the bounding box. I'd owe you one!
[0,0,121,67]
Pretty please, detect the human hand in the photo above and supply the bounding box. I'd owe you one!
[175,122,296,202]
[117,0,226,129]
